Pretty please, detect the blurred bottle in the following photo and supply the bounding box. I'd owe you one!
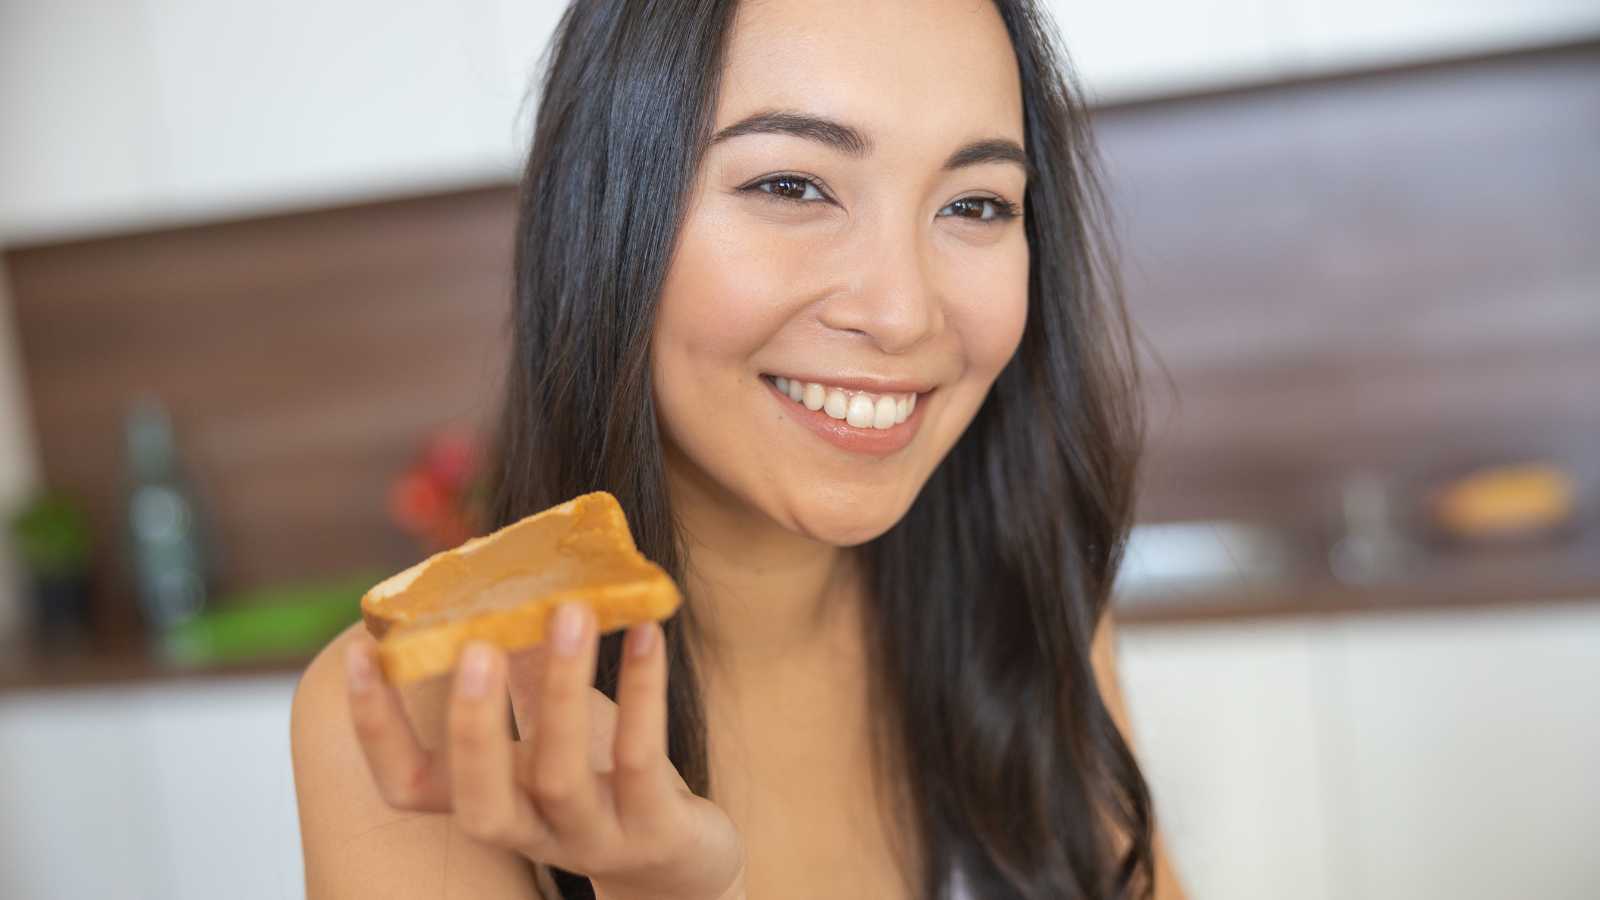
[1329,470,1414,584]
[123,397,214,631]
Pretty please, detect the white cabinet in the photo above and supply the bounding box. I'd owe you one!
[137,0,522,224]
[1117,603,1600,900]
[0,0,169,242]
[0,0,566,243]
[132,676,307,900]
[1049,0,1600,101]
[1316,605,1600,900]
[0,674,305,900]
[1046,0,1291,101]
[0,683,174,899]
[1,604,1596,899]
[1116,620,1335,900]
[1285,0,1600,72]
[6,0,1599,242]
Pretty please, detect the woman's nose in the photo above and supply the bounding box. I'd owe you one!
[816,223,944,354]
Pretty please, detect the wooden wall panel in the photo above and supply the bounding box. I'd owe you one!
[1092,44,1600,529]
[5,188,516,634]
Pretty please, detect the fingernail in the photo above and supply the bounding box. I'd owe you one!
[346,645,375,693]
[458,643,491,698]
[626,622,655,658]
[551,602,586,657]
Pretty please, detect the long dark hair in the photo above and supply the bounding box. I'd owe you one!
[486,2,1155,898]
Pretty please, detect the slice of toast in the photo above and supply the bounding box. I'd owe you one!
[360,491,682,684]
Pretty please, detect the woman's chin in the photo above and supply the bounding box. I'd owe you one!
[786,499,910,548]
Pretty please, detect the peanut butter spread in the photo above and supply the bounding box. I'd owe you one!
[360,491,682,683]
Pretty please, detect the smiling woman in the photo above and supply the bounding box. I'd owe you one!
[291,1,1183,899]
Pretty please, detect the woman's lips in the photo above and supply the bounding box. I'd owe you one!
[762,375,930,457]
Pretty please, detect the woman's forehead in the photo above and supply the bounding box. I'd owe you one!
[715,0,1024,149]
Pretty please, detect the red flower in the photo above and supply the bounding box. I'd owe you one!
[424,428,477,494]
[389,471,446,535]
[388,426,486,553]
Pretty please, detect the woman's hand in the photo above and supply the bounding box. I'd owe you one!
[342,601,746,900]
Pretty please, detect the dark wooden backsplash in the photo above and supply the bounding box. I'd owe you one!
[1093,42,1600,529]
[5,188,517,634]
[4,42,1597,635]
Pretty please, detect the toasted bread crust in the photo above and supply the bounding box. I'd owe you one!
[360,491,681,684]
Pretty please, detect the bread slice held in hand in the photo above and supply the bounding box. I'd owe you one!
[361,490,682,684]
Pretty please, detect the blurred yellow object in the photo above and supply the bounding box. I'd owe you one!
[1430,462,1577,540]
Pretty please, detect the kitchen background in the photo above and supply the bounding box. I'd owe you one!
[2,1,1598,899]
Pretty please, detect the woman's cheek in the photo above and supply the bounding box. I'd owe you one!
[951,246,1029,376]
[671,205,818,332]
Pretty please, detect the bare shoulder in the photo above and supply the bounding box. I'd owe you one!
[1089,613,1191,900]
[291,621,543,899]
[1090,613,1128,731]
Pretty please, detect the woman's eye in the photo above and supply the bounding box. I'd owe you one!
[741,176,1020,224]
[941,196,1021,222]
[746,175,828,204]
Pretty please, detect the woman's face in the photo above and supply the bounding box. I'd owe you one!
[652,0,1030,547]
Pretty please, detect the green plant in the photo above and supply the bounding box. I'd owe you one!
[8,490,91,578]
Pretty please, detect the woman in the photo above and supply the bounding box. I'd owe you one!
[292,1,1188,898]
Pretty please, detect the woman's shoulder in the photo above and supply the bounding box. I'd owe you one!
[290,621,368,755]
[291,622,384,760]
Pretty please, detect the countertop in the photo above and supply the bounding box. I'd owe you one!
[4,532,1596,694]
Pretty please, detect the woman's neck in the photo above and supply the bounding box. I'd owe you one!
[663,448,869,681]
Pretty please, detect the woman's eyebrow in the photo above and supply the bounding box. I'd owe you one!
[709,109,1032,179]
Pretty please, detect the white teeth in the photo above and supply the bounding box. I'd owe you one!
[802,382,825,410]
[823,389,849,419]
[846,394,875,428]
[772,375,920,428]
[872,396,897,429]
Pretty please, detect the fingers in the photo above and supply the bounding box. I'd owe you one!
[529,602,614,846]
[612,621,677,834]
[506,642,548,741]
[344,636,449,812]
[506,643,621,770]
[448,642,551,852]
